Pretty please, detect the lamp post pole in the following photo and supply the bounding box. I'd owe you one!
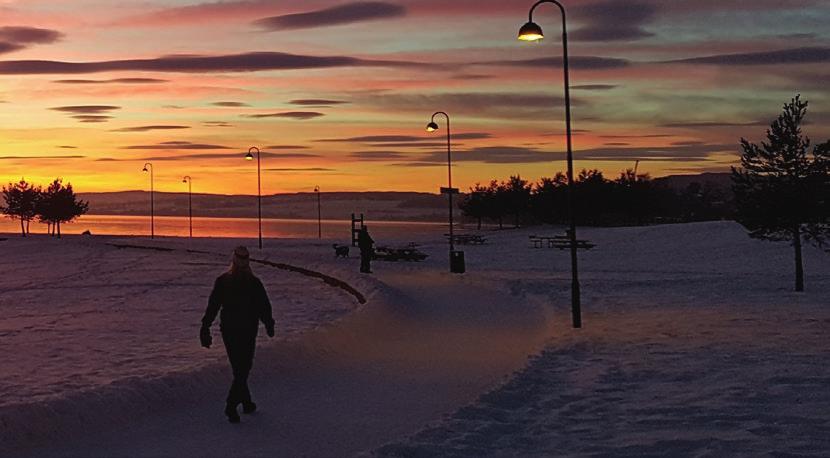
[519,0,581,328]
[427,111,459,273]
[245,147,262,250]
[182,176,192,239]
[314,185,321,239]
[142,162,154,239]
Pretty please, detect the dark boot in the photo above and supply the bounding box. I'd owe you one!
[242,401,257,414]
[225,403,240,423]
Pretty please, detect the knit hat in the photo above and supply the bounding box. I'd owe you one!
[232,246,250,271]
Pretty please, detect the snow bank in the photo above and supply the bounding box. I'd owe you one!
[372,221,830,457]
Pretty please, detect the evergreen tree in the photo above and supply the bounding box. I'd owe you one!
[489,180,509,229]
[574,169,611,225]
[504,175,532,228]
[459,183,490,230]
[1,179,40,237]
[530,172,568,223]
[37,178,89,238]
[731,95,830,291]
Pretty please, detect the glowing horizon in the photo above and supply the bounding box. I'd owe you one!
[1,0,828,194]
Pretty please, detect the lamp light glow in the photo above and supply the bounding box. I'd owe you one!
[426,121,439,132]
[245,152,254,160]
[518,21,544,41]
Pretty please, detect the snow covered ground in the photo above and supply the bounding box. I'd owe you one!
[2,221,829,457]
[373,222,830,457]
[0,236,361,407]
[0,234,365,453]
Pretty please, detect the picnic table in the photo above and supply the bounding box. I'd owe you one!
[372,245,429,262]
[529,234,595,250]
[444,233,488,245]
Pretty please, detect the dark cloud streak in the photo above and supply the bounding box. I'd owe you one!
[478,56,630,70]
[51,105,120,124]
[53,78,168,84]
[124,141,232,150]
[242,111,325,120]
[51,105,120,114]
[0,155,85,160]
[319,133,491,143]
[255,2,406,31]
[0,52,428,75]
[289,99,349,106]
[212,101,250,107]
[0,27,63,55]
[571,1,656,42]
[112,125,191,132]
[669,47,830,66]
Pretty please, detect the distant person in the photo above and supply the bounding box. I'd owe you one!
[200,246,275,424]
[358,226,374,274]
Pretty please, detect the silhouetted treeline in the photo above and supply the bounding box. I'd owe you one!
[1,178,89,237]
[459,170,734,229]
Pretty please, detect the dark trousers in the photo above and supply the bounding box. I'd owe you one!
[360,250,372,273]
[221,329,257,406]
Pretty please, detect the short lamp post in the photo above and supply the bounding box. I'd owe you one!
[182,176,193,239]
[142,162,154,239]
[314,185,322,239]
[519,0,582,328]
[245,147,263,250]
[427,111,464,274]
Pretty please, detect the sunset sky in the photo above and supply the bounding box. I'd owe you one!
[0,0,828,194]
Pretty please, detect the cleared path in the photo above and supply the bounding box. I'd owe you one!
[23,271,555,458]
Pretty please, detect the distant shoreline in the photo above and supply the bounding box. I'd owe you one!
[0,214,450,239]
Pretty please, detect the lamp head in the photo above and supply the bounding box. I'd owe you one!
[142,166,148,172]
[245,152,254,161]
[426,121,439,132]
[182,178,187,183]
[518,21,544,42]
[314,185,319,192]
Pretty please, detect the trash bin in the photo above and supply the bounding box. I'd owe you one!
[450,250,466,274]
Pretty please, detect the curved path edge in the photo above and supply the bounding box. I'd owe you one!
[108,243,367,305]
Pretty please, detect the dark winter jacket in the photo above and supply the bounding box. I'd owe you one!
[357,230,374,253]
[202,271,275,334]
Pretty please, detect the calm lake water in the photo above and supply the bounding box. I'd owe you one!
[0,214,446,241]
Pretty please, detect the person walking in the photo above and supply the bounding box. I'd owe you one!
[200,246,275,423]
[358,226,374,274]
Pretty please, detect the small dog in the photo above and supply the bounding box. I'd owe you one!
[332,244,350,258]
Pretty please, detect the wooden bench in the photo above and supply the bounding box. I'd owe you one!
[551,240,596,250]
[445,234,488,245]
[529,235,565,248]
[530,235,595,250]
[372,246,429,262]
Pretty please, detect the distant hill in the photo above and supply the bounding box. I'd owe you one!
[655,172,732,193]
[78,191,449,222]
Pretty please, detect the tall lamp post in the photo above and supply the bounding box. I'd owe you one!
[142,162,154,239]
[245,146,262,250]
[426,111,463,274]
[519,0,582,328]
[314,185,321,239]
[182,176,193,239]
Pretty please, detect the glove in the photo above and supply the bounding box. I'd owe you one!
[265,322,275,338]
[200,325,212,348]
